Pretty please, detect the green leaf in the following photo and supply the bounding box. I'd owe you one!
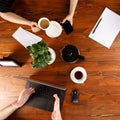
[27,40,52,69]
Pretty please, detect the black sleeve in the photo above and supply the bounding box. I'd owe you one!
[0,0,15,12]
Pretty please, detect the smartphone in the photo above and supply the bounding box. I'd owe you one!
[61,20,74,34]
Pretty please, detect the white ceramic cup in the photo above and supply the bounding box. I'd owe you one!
[38,17,50,30]
[70,67,87,84]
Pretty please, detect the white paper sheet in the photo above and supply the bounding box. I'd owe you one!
[12,27,42,48]
[89,7,120,48]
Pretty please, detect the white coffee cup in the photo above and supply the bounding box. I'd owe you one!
[38,17,62,38]
[70,67,87,84]
[38,17,50,30]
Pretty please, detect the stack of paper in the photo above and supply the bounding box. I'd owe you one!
[12,27,42,48]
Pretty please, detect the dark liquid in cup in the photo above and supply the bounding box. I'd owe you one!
[74,71,83,80]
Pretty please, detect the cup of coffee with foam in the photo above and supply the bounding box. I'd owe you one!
[70,67,87,84]
[38,17,62,38]
[38,17,50,30]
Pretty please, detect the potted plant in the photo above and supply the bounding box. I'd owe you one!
[27,40,56,69]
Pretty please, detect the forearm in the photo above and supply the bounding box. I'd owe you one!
[0,88,35,120]
[69,0,78,16]
[0,12,32,26]
[0,102,19,120]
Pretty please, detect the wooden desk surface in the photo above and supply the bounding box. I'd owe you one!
[0,0,120,120]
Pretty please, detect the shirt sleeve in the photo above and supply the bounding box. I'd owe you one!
[0,0,15,12]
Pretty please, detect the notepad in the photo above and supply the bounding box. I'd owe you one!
[89,7,120,48]
[12,27,42,48]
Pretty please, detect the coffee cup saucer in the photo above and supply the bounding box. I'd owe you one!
[45,21,62,38]
[70,67,87,84]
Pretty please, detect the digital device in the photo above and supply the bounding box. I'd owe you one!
[0,60,20,67]
[71,89,79,103]
[25,79,66,112]
[61,20,74,34]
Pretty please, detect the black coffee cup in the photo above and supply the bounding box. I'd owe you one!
[61,45,85,63]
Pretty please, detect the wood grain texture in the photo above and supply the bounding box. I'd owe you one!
[0,0,120,120]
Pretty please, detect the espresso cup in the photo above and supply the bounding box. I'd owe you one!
[38,17,50,30]
[70,67,87,84]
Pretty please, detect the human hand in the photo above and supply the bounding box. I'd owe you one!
[30,21,40,33]
[12,87,35,108]
[62,14,73,26]
[51,94,62,120]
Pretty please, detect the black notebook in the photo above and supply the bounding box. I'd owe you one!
[25,79,66,112]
